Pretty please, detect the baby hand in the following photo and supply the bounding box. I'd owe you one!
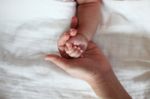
[58,28,78,58]
[64,29,88,58]
[58,16,88,58]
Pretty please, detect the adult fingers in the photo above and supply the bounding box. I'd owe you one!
[45,54,69,70]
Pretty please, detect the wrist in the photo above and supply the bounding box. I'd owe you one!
[86,69,114,98]
[87,69,131,99]
[87,68,113,87]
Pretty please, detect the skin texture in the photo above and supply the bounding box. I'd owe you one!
[45,41,131,99]
[58,0,102,58]
[46,1,131,98]
[58,16,87,58]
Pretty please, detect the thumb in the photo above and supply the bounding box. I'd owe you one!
[45,54,68,70]
[71,16,78,29]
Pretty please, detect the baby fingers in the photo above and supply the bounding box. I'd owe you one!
[65,45,83,58]
[58,32,70,47]
[69,28,77,37]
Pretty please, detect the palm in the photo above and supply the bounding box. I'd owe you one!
[53,16,111,81]
[57,42,111,81]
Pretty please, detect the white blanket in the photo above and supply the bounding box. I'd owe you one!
[0,0,150,99]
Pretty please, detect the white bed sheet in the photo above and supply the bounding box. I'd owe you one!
[0,0,150,99]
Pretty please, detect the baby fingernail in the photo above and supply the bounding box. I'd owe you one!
[77,47,81,50]
[80,50,83,53]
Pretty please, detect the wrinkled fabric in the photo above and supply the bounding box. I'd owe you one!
[0,0,150,99]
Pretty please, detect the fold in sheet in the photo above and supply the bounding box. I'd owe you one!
[0,0,150,99]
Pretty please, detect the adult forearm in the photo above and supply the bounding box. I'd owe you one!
[77,1,101,41]
[88,69,131,99]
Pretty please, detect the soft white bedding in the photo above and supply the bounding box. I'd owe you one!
[0,0,150,99]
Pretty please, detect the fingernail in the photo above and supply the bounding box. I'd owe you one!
[74,46,77,49]
[77,47,81,50]
[66,42,69,46]
[80,50,83,53]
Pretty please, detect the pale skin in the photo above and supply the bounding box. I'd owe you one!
[45,39,132,99]
[58,0,101,58]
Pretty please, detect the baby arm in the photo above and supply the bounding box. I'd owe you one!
[58,0,102,58]
[76,0,102,41]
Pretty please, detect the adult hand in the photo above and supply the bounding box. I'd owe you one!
[46,16,131,99]
[47,35,132,99]
[45,42,131,99]
[46,41,111,82]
